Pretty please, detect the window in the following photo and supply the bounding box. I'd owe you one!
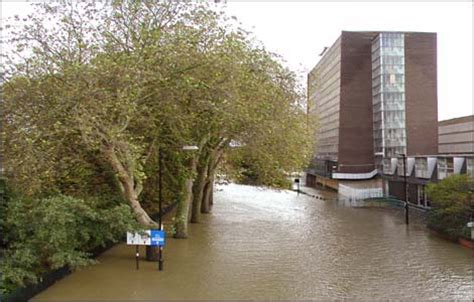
[389,74,396,84]
[417,185,427,206]
[438,158,454,180]
[467,158,474,178]
[397,159,406,176]
[383,158,393,174]
[415,158,428,178]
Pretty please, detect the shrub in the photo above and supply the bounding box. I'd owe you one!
[426,174,474,240]
[1,194,139,293]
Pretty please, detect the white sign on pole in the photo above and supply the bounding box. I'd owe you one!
[127,231,151,245]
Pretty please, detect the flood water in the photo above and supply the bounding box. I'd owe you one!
[33,183,473,300]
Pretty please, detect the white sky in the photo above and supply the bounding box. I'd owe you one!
[2,1,473,121]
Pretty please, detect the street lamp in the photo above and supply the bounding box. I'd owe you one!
[294,177,300,195]
[156,144,199,271]
[331,165,337,176]
[397,153,409,225]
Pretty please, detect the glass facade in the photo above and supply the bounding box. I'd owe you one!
[372,33,407,159]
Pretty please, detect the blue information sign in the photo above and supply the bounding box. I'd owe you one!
[150,230,165,247]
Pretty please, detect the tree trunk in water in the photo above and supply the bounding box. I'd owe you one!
[201,178,212,213]
[209,178,214,206]
[190,155,209,223]
[205,148,223,211]
[145,246,159,261]
[174,157,197,239]
[201,173,215,213]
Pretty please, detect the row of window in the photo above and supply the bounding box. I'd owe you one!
[372,55,405,69]
[374,73,405,85]
[312,40,341,73]
[373,102,405,113]
[373,33,405,49]
[372,83,405,95]
[317,120,339,133]
[372,46,405,57]
[383,157,474,179]
[439,121,474,134]
[373,92,405,104]
[315,60,341,85]
[373,111,406,124]
[372,64,405,79]
[373,128,406,140]
[315,92,340,113]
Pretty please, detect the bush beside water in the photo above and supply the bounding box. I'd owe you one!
[426,174,474,241]
[0,189,139,295]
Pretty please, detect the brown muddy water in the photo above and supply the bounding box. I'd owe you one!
[32,183,473,300]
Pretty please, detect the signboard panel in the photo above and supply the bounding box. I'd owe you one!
[150,230,165,247]
[127,231,150,245]
[127,230,165,246]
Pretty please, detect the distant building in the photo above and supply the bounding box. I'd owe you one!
[380,154,473,208]
[377,115,473,207]
[438,115,474,154]
[306,31,438,198]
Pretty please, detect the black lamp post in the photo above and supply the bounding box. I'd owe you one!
[158,147,164,271]
[398,153,409,225]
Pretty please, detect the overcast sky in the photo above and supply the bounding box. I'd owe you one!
[2,1,473,121]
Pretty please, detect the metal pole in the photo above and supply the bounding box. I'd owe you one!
[136,245,139,270]
[403,154,409,225]
[158,147,164,271]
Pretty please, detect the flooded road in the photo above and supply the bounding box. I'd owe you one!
[33,183,473,300]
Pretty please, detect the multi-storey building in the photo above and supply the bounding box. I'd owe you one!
[306,31,438,197]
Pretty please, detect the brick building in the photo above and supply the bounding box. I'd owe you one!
[306,31,438,197]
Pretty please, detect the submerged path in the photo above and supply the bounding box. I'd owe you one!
[32,183,473,300]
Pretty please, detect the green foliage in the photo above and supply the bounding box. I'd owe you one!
[229,154,291,189]
[426,174,474,240]
[1,194,139,292]
[0,177,9,248]
[2,0,314,242]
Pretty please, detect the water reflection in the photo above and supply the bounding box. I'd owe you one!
[32,183,473,300]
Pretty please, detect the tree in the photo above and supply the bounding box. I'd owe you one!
[2,0,315,236]
[426,174,474,240]
[2,1,205,227]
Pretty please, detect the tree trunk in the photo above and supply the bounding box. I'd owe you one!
[174,157,197,239]
[145,246,159,261]
[205,148,224,211]
[190,153,209,223]
[209,177,214,206]
[127,187,157,227]
[201,172,215,213]
[103,145,157,228]
[201,148,215,214]
[201,178,212,213]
